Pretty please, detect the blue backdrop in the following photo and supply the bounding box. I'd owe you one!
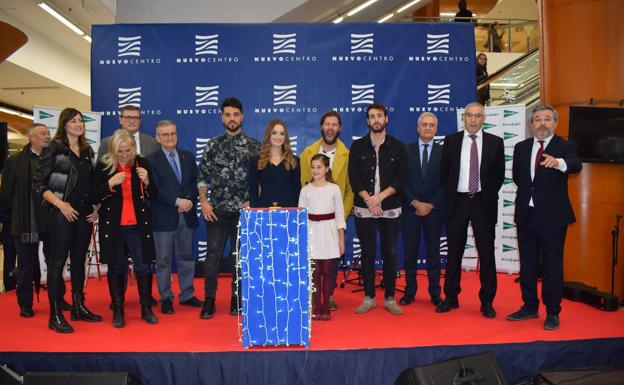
[91,23,476,268]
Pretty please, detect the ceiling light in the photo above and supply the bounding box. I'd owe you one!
[377,13,394,23]
[332,16,344,24]
[439,12,456,17]
[0,107,34,120]
[397,0,422,13]
[38,2,85,36]
[83,35,92,43]
[346,0,378,17]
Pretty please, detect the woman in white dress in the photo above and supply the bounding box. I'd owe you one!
[298,154,345,321]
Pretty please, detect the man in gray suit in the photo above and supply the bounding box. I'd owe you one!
[97,105,159,160]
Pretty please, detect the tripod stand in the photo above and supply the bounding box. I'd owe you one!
[610,215,621,297]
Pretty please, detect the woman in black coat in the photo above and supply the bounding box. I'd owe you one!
[32,108,102,333]
[91,129,158,328]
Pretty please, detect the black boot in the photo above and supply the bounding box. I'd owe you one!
[71,293,103,322]
[137,274,158,324]
[48,301,73,333]
[108,274,125,328]
[229,295,241,316]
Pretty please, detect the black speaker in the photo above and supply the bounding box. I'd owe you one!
[23,372,141,385]
[395,352,508,385]
[563,281,619,311]
[537,367,624,384]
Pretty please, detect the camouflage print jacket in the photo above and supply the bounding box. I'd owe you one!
[197,132,260,212]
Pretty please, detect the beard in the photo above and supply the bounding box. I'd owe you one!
[224,121,242,133]
[368,122,386,133]
[321,129,340,145]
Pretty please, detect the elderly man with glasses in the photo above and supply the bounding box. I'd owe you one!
[97,105,160,160]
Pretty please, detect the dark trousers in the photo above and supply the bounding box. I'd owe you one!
[401,212,442,298]
[444,194,497,306]
[107,226,151,276]
[203,210,239,300]
[45,210,92,302]
[14,239,40,307]
[2,221,17,291]
[517,208,566,315]
[354,216,401,299]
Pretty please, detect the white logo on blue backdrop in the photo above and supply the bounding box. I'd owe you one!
[195,137,210,163]
[118,36,141,57]
[426,33,450,54]
[351,84,375,105]
[118,86,141,108]
[273,84,297,106]
[427,84,451,105]
[351,33,374,54]
[195,85,219,107]
[195,34,219,55]
[273,33,296,54]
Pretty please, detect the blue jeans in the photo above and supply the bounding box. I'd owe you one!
[108,226,151,276]
[154,214,196,302]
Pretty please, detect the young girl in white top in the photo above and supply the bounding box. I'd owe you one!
[298,154,346,321]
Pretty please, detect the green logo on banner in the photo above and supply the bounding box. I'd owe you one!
[504,177,513,185]
[86,138,96,144]
[482,122,496,130]
[505,154,514,162]
[504,110,518,118]
[503,199,514,207]
[503,222,516,230]
[464,243,474,250]
[504,132,518,140]
[83,115,95,123]
[39,111,54,119]
[503,244,517,252]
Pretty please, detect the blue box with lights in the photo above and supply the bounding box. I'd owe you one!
[238,208,311,348]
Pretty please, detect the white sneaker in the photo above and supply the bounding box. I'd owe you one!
[355,296,376,314]
[384,296,403,315]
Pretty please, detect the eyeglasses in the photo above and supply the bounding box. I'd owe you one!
[464,113,484,119]
[158,132,177,137]
[121,115,141,121]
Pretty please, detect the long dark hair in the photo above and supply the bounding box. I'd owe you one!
[309,153,334,183]
[54,108,90,152]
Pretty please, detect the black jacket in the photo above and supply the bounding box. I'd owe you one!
[348,133,407,211]
[32,140,95,230]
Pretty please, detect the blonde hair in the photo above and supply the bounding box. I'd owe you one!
[257,119,297,171]
[100,129,137,174]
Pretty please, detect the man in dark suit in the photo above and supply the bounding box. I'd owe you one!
[400,112,444,307]
[148,120,202,314]
[98,105,159,160]
[437,102,504,318]
[506,104,582,330]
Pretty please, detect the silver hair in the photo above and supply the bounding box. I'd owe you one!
[27,123,47,136]
[464,102,485,113]
[155,119,176,134]
[417,112,438,127]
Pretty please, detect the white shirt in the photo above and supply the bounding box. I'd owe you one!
[133,132,141,155]
[457,130,483,193]
[318,145,336,169]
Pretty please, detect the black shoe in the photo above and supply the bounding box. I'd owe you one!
[180,296,203,308]
[435,299,459,313]
[430,296,443,306]
[229,296,241,316]
[399,294,415,306]
[481,305,496,318]
[161,299,174,314]
[48,302,73,333]
[59,298,72,311]
[544,314,560,330]
[506,307,538,321]
[70,293,103,322]
[20,306,34,318]
[151,296,158,307]
[200,299,215,319]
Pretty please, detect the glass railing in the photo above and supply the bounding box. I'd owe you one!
[480,48,540,106]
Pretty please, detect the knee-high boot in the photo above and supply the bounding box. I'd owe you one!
[71,293,102,322]
[136,273,158,324]
[108,274,125,328]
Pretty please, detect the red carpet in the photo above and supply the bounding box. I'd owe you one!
[1,273,622,353]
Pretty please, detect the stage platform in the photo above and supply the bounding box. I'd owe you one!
[1,273,623,385]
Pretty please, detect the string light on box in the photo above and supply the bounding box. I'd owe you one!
[238,208,310,348]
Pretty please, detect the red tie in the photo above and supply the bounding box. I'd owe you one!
[534,140,545,175]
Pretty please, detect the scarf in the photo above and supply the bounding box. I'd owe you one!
[14,144,39,243]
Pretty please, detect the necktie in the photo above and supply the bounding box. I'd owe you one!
[168,151,181,182]
[421,143,429,179]
[468,135,479,193]
[534,140,545,175]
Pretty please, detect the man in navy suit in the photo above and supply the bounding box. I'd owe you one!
[400,112,444,307]
[148,120,202,314]
[507,104,582,330]
[437,102,504,318]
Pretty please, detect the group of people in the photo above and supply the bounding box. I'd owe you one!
[1,96,580,333]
